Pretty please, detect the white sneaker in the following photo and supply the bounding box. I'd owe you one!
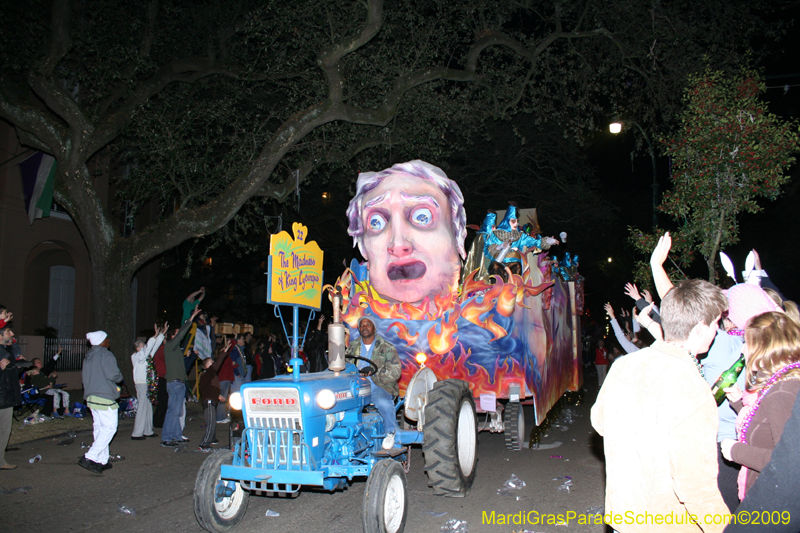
[381,432,396,450]
[216,417,230,424]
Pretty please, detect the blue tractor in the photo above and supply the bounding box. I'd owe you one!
[193,347,478,533]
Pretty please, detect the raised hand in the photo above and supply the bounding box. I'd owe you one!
[603,303,615,320]
[650,232,672,268]
[623,282,641,301]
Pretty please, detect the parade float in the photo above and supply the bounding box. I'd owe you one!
[193,160,584,533]
[334,160,584,450]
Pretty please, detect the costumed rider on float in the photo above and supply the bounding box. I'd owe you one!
[345,316,402,450]
[462,210,497,284]
[484,202,559,282]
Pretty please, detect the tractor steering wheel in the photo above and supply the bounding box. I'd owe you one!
[347,355,379,376]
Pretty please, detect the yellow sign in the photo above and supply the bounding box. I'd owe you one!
[268,222,324,309]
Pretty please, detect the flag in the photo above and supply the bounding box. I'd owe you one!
[19,152,57,224]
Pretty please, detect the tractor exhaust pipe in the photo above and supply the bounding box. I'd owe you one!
[327,290,346,372]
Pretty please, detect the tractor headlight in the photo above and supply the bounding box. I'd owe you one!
[415,352,427,365]
[325,413,337,432]
[316,389,336,410]
[229,392,242,411]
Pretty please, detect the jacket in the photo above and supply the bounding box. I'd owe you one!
[199,350,229,402]
[725,391,800,533]
[345,335,401,396]
[730,379,800,495]
[164,320,193,382]
[132,334,164,384]
[0,345,30,409]
[82,345,123,402]
[229,345,245,377]
[591,340,728,532]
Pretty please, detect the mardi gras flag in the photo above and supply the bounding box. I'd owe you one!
[19,152,57,224]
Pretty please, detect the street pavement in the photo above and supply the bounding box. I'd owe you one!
[0,370,608,533]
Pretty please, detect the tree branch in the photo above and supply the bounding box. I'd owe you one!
[36,0,72,76]
[0,84,67,154]
[96,0,160,117]
[318,0,384,103]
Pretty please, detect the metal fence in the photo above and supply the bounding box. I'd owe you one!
[43,338,87,372]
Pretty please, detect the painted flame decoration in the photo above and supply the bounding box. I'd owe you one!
[389,321,419,347]
[333,266,552,350]
[483,313,508,342]
[399,350,524,397]
[427,305,460,355]
[328,259,580,424]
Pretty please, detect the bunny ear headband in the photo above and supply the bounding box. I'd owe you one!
[719,251,764,286]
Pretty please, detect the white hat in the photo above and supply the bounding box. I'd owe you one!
[358,316,374,327]
[86,331,108,346]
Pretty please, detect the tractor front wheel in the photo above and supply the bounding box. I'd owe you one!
[362,459,408,533]
[194,450,250,532]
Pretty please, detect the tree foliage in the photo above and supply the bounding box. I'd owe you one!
[630,68,799,283]
[0,0,784,382]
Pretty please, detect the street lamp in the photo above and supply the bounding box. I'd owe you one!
[610,121,658,229]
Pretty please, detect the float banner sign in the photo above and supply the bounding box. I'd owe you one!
[268,222,324,310]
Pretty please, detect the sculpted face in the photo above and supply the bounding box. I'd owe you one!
[359,172,461,304]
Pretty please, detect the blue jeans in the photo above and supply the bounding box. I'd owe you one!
[163,381,185,442]
[245,364,254,383]
[232,373,244,395]
[371,384,397,434]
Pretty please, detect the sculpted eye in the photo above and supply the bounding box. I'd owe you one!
[411,207,433,227]
[368,213,386,232]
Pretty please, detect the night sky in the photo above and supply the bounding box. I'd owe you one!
[157,5,800,330]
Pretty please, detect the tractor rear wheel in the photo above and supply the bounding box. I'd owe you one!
[422,379,477,497]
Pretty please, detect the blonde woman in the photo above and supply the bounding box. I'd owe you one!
[721,311,800,500]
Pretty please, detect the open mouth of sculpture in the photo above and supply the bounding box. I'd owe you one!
[387,261,426,281]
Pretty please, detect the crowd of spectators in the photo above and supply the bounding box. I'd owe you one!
[0,285,330,472]
[128,287,329,451]
[592,233,800,532]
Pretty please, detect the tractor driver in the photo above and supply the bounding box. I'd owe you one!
[346,316,402,450]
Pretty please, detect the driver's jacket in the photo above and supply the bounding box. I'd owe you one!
[345,335,401,397]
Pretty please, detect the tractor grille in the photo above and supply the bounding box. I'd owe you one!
[242,388,306,466]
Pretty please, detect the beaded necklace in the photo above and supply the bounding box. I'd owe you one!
[740,361,800,444]
[689,353,705,379]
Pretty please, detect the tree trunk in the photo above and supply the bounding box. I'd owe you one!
[90,251,137,397]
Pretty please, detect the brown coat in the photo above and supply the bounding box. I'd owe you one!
[199,351,229,402]
[731,379,800,494]
[591,341,728,532]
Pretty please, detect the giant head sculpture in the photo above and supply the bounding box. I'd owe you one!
[346,160,466,305]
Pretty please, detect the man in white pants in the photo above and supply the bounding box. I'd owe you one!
[130,326,164,440]
[79,331,123,475]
